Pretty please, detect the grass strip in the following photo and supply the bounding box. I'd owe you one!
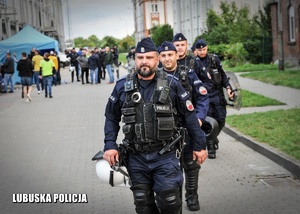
[226,108,300,160]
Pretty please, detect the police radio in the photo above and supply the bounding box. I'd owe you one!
[158,86,170,104]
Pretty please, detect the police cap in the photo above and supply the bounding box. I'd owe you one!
[172,33,187,42]
[191,45,196,52]
[195,39,207,49]
[158,41,177,53]
[136,37,157,53]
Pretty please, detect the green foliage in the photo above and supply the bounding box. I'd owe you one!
[118,35,135,52]
[100,36,118,48]
[224,43,248,67]
[150,24,173,47]
[72,34,135,53]
[74,37,88,48]
[206,44,227,60]
[199,1,273,65]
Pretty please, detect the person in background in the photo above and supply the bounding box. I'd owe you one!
[17,52,33,102]
[111,47,119,79]
[40,52,55,98]
[1,52,15,93]
[67,48,80,82]
[32,50,44,94]
[49,51,58,86]
[55,51,61,85]
[77,49,89,84]
[98,47,106,80]
[88,50,100,84]
[104,46,114,84]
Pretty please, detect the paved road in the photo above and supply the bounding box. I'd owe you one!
[0,67,299,214]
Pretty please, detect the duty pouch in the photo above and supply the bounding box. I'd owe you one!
[122,124,134,140]
[156,117,174,140]
[135,123,145,142]
[121,107,136,123]
[211,68,221,85]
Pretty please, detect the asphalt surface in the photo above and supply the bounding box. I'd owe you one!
[0,67,299,214]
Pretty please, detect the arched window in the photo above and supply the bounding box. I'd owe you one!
[288,5,295,42]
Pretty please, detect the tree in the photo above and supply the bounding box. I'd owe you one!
[150,24,173,47]
[100,36,118,48]
[118,35,135,52]
[198,1,272,65]
[87,35,100,48]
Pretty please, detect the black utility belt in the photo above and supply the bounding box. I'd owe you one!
[132,141,168,153]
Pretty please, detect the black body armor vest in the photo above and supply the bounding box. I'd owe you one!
[121,71,176,152]
[208,54,222,88]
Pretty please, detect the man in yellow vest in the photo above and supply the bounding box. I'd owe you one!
[40,52,55,98]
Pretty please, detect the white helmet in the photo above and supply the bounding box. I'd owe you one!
[95,159,130,187]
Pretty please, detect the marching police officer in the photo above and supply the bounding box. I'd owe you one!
[194,39,234,159]
[103,37,207,214]
[171,33,208,211]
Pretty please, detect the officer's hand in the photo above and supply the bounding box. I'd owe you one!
[227,88,234,99]
[198,119,203,127]
[103,149,119,166]
[193,150,207,165]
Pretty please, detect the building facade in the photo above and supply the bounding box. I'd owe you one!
[132,0,266,47]
[132,0,173,42]
[0,0,65,50]
[172,0,267,47]
[268,0,300,67]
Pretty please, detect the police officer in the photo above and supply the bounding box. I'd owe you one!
[103,37,207,214]
[194,39,234,159]
[171,34,209,211]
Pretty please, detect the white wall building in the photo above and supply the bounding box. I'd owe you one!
[0,0,65,50]
[131,0,266,47]
[132,0,173,42]
[172,0,267,47]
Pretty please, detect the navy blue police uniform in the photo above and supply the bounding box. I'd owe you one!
[194,39,231,159]
[103,38,206,214]
[171,34,209,211]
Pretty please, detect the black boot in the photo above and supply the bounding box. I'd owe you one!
[184,162,200,211]
[207,140,216,159]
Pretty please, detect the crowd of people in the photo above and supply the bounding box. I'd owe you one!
[0,48,62,100]
[65,46,120,85]
[101,34,234,214]
[0,45,121,101]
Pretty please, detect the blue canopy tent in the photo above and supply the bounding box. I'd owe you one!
[0,25,59,84]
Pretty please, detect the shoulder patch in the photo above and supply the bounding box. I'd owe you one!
[186,100,194,111]
[199,86,207,95]
[109,95,116,102]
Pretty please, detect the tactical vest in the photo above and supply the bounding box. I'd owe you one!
[208,54,222,88]
[178,55,194,101]
[121,71,176,152]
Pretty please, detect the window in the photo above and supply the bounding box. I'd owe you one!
[151,4,158,12]
[288,6,295,42]
[0,0,7,7]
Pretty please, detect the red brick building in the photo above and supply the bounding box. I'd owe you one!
[268,0,300,67]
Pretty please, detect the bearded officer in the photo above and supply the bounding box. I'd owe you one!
[103,37,207,214]
[194,39,234,159]
[164,37,209,211]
